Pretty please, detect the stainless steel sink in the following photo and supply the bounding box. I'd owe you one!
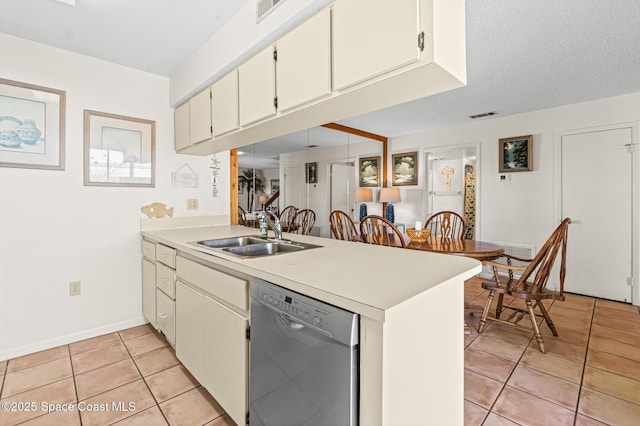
[223,242,304,257]
[189,235,322,258]
[193,236,265,248]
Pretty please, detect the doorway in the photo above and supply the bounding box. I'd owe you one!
[424,144,479,239]
[283,165,303,210]
[557,124,639,304]
[330,162,356,221]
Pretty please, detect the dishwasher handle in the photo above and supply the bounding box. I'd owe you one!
[276,311,333,339]
[279,312,304,330]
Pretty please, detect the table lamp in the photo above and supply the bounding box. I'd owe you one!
[379,188,401,223]
[354,188,372,221]
[258,195,267,210]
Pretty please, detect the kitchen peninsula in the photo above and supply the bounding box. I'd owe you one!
[141,217,481,425]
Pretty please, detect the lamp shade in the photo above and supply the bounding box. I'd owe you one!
[258,195,268,203]
[354,188,373,202]
[379,188,401,203]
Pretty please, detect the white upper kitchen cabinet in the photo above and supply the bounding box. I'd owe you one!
[211,70,239,137]
[332,0,421,91]
[174,86,213,152]
[276,8,332,113]
[189,87,213,144]
[239,45,277,127]
[174,101,191,151]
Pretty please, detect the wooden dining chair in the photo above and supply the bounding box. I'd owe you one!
[359,215,406,248]
[292,209,316,235]
[329,210,359,241]
[425,211,466,239]
[238,206,247,225]
[477,218,571,353]
[278,205,298,232]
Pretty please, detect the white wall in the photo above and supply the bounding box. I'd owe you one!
[0,33,230,361]
[390,91,640,252]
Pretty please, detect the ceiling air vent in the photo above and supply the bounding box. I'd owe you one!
[468,111,498,119]
[257,0,287,22]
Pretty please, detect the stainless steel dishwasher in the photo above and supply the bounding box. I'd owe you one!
[249,278,359,426]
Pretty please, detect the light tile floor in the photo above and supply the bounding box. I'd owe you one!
[1,278,638,425]
[0,324,234,426]
[464,277,640,425]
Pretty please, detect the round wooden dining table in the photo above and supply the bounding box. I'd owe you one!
[406,237,504,261]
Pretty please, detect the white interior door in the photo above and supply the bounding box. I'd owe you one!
[283,165,302,209]
[330,162,355,219]
[561,126,635,302]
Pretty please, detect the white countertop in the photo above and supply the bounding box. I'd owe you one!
[142,224,482,322]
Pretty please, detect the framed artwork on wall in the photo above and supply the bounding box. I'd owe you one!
[392,151,418,186]
[84,109,156,187]
[499,135,533,172]
[358,155,380,187]
[0,78,66,170]
[306,162,318,183]
[271,179,280,194]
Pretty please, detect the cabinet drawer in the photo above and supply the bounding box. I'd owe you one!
[141,240,156,261]
[156,244,176,268]
[177,256,248,311]
[157,289,176,346]
[156,263,176,299]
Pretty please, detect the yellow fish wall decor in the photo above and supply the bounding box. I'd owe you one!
[141,202,174,218]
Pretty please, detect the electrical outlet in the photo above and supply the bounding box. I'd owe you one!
[69,281,81,296]
[187,199,199,210]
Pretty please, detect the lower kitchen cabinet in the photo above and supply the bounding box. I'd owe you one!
[176,281,205,380]
[175,256,249,426]
[204,294,248,425]
[141,258,156,328]
[156,288,175,346]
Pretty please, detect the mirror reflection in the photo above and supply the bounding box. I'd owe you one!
[237,126,383,238]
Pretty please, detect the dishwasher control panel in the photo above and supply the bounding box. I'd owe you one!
[251,278,359,346]
[258,285,329,329]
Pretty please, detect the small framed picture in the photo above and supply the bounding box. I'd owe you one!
[358,155,380,187]
[270,179,279,194]
[0,78,66,170]
[499,135,533,172]
[392,151,418,186]
[306,162,318,183]
[84,109,156,187]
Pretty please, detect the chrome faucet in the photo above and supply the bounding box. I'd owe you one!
[259,211,283,241]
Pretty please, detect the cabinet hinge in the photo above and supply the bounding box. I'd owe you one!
[627,276,636,287]
[246,411,250,425]
[246,327,250,340]
[625,143,636,153]
[210,126,213,136]
[273,97,278,109]
[273,47,278,61]
[418,31,425,51]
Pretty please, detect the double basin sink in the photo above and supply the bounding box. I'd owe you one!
[190,235,322,259]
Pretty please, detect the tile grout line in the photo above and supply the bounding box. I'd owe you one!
[114,328,172,426]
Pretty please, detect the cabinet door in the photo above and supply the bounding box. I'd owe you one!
[276,8,331,112]
[142,258,156,328]
[174,101,191,151]
[156,289,176,346]
[204,295,248,426]
[333,0,421,91]
[239,46,277,126]
[176,282,205,381]
[211,70,239,137]
[190,87,213,144]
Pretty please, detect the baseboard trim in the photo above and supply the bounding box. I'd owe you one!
[0,316,148,362]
